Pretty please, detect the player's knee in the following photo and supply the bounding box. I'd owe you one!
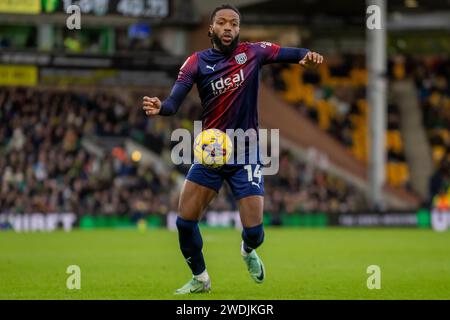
[242,223,265,250]
[177,201,202,221]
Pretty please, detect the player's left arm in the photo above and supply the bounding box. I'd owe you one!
[278,47,323,68]
[256,42,323,68]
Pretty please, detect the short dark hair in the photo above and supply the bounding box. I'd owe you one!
[210,4,241,23]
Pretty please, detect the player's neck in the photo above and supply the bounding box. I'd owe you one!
[212,44,223,52]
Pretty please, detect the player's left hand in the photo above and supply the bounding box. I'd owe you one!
[299,51,323,68]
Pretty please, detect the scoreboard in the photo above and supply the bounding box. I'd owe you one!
[44,0,170,18]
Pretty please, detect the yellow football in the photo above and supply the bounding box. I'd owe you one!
[193,129,232,168]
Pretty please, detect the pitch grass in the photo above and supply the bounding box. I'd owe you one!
[1,227,450,300]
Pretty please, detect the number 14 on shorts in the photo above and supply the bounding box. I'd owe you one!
[244,164,262,189]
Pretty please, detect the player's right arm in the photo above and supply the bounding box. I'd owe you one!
[142,53,198,117]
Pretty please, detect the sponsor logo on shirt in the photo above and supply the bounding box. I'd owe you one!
[211,69,245,96]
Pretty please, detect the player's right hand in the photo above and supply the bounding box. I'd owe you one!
[142,96,162,116]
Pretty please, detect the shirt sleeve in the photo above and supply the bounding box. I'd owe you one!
[253,41,282,65]
[176,53,198,86]
[159,53,198,116]
[275,47,310,64]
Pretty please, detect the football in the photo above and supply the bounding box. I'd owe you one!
[193,128,233,168]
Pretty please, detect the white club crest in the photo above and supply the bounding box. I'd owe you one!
[235,53,247,65]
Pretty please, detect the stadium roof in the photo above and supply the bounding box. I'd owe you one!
[193,0,266,15]
[237,0,450,27]
[239,0,450,15]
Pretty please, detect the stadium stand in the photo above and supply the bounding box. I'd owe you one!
[265,54,415,189]
[0,86,369,218]
[411,56,450,204]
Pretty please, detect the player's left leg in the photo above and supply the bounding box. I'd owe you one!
[225,164,266,283]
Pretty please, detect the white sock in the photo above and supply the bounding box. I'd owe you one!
[241,241,250,257]
[194,269,209,282]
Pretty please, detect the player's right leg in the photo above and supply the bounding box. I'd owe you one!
[238,195,265,284]
[174,165,222,295]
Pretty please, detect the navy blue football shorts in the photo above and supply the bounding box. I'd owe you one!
[186,163,264,200]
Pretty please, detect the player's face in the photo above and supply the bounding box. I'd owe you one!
[210,9,240,53]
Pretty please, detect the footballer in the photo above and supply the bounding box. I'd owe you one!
[142,4,323,294]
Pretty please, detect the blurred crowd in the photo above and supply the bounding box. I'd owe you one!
[0,88,177,220]
[264,54,367,151]
[264,54,409,169]
[0,87,368,218]
[264,150,366,218]
[409,56,450,205]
